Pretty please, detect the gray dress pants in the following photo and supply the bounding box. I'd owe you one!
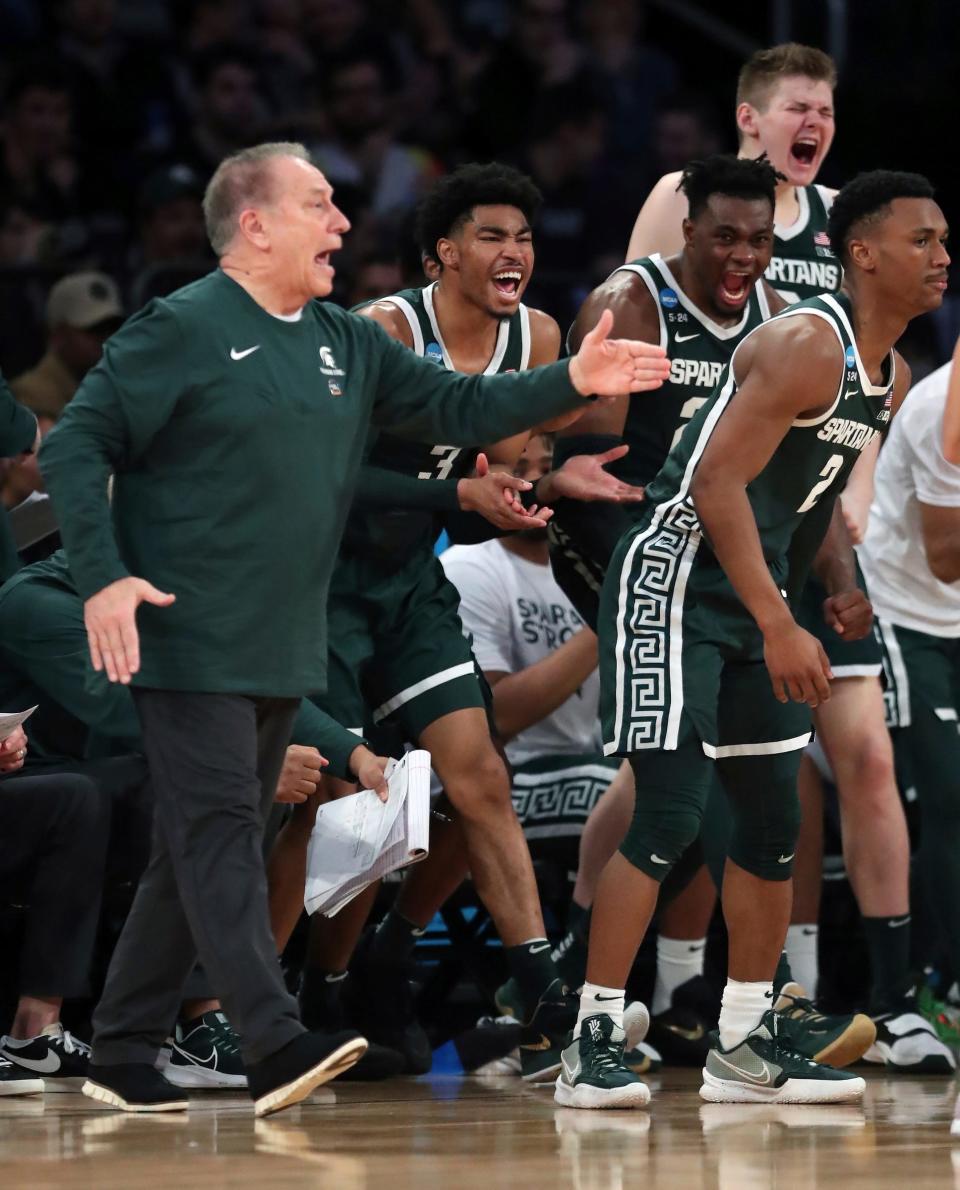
[91,690,304,1067]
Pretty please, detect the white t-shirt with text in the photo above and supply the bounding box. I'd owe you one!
[440,539,601,765]
[860,362,960,637]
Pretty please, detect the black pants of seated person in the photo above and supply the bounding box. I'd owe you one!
[24,754,214,1005]
[0,770,110,998]
[92,690,303,1070]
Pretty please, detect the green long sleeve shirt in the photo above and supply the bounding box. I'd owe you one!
[0,550,366,775]
[38,270,583,696]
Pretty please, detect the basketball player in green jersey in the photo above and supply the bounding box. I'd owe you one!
[627,46,923,1058]
[290,164,657,1080]
[543,154,870,1071]
[627,43,838,302]
[555,172,948,1110]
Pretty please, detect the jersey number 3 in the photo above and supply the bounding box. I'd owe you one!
[418,445,462,480]
[796,453,844,513]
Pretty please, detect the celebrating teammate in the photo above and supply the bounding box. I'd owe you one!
[556,172,948,1110]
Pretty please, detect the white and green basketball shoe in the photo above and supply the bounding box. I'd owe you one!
[554,1014,651,1110]
[700,1010,865,1104]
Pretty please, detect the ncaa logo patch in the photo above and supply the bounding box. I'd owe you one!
[328,380,342,397]
[845,346,856,369]
[425,341,444,364]
[659,288,679,310]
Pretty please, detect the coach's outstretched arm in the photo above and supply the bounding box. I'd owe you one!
[369,308,669,446]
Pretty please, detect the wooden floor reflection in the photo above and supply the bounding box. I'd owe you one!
[2,1068,958,1189]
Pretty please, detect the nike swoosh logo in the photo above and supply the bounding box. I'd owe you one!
[4,1051,61,1073]
[675,332,699,343]
[843,389,858,400]
[528,943,551,954]
[521,1034,553,1052]
[174,1045,217,1068]
[230,346,260,360]
[595,994,622,1002]
[650,854,670,865]
[888,917,911,928]
[778,853,794,864]
[713,1051,772,1085]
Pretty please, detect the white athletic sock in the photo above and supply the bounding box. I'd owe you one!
[576,981,625,1036]
[785,923,819,999]
[718,979,774,1050]
[652,935,707,1016]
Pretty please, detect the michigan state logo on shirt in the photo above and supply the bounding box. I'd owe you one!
[425,341,444,364]
[659,288,679,310]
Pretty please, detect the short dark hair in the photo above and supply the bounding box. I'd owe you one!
[415,163,542,262]
[736,43,836,111]
[827,170,936,265]
[677,154,782,221]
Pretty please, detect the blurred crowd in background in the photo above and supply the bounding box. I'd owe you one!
[0,0,958,402]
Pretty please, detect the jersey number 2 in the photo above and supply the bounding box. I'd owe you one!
[796,453,844,513]
[418,445,462,480]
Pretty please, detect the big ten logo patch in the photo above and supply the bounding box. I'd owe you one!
[516,598,585,647]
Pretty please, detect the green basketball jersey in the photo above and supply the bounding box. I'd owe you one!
[345,281,533,555]
[641,290,894,581]
[766,184,842,304]
[610,254,773,487]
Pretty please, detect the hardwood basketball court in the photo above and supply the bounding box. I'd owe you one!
[2,1068,957,1188]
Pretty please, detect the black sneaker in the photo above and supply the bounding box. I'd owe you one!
[647,976,718,1067]
[1,1023,91,1091]
[347,932,432,1074]
[160,1011,247,1089]
[246,1030,367,1118]
[299,970,405,1082]
[83,1063,188,1112]
[0,1055,43,1097]
[519,978,578,1082]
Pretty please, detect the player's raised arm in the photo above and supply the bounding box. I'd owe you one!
[625,172,686,261]
[689,318,843,705]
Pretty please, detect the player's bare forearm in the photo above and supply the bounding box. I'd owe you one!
[811,499,857,595]
[487,628,598,741]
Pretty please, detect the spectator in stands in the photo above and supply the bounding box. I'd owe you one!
[52,0,180,173]
[647,94,726,179]
[519,82,632,325]
[10,271,123,418]
[0,61,82,223]
[466,0,582,157]
[168,44,269,182]
[310,53,437,225]
[135,165,208,268]
[0,195,52,267]
[580,0,679,161]
[347,252,403,307]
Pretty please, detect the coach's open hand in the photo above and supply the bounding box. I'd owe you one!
[85,576,177,684]
[568,308,670,397]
